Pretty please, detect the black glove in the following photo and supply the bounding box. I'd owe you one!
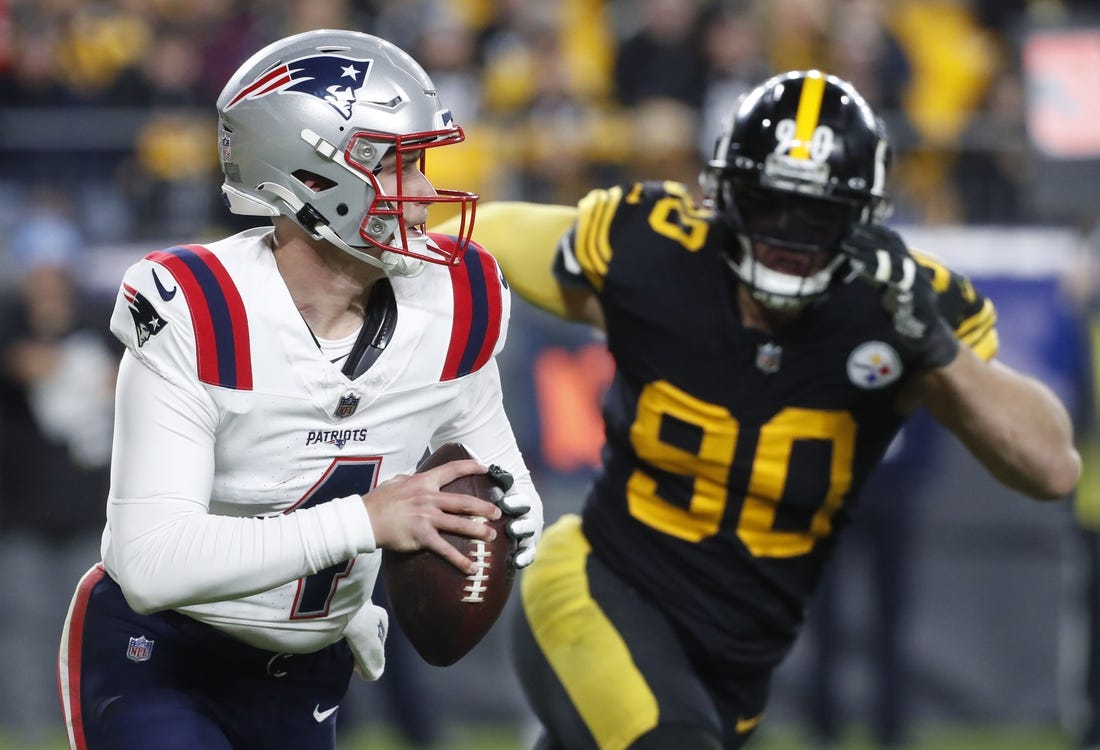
[839,223,959,371]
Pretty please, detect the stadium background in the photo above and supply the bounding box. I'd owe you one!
[2,0,1100,748]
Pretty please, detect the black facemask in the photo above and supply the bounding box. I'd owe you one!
[732,188,859,255]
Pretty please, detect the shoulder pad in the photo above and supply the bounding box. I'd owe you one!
[110,244,254,389]
[571,181,703,291]
[430,235,510,381]
[572,185,626,291]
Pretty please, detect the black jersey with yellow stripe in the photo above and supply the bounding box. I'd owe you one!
[557,180,997,669]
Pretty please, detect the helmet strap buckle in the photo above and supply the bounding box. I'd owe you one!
[295,203,328,235]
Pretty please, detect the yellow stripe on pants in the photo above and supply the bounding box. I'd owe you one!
[521,515,659,750]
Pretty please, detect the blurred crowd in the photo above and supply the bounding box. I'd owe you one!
[0,1,1098,747]
[0,0,1097,255]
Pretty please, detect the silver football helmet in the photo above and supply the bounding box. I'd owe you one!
[216,29,477,276]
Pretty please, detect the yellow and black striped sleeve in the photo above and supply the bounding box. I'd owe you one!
[912,249,999,362]
[563,185,626,293]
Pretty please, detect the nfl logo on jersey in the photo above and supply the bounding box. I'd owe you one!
[334,393,360,419]
[126,635,155,662]
[755,342,783,374]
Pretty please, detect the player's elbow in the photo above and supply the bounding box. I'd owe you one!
[113,568,176,615]
[1016,446,1082,501]
[124,593,166,616]
[1039,448,1082,500]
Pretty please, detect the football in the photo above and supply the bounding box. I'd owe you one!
[381,442,517,666]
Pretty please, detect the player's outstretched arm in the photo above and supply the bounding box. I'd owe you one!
[361,459,502,574]
[912,345,1081,500]
[432,202,603,326]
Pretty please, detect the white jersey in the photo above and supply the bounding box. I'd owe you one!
[102,226,534,654]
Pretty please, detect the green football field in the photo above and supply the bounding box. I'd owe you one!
[750,723,1074,749]
[3,722,1078,749]
[351,722,1077,749]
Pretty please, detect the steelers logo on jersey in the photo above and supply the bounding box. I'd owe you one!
[846,341,902,389]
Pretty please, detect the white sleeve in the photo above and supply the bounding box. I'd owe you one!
[104,352,375,614]
[429,358,540,505]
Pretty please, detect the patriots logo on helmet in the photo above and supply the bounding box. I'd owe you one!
[224,54,374,120]
[123,283,168,347]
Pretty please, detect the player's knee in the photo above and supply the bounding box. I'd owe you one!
[627,723,724,750]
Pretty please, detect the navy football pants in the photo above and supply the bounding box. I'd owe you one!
[59,565,354,750]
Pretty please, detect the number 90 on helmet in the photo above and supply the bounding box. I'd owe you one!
[215,29,477,276]
[701,70,892,311]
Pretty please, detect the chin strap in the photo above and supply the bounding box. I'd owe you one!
[254,181,424,278]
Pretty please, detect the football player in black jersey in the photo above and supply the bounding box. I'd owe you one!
[437,70,1081,749]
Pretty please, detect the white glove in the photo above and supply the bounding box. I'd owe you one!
[465,449,544,569]
[344,601,388,681]
[499,480,543,569]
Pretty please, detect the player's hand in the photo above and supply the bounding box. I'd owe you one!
[487,465,543,569]
[839,223,959,371]
[363,459,501,573]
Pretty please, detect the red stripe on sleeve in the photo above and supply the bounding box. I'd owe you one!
[470,250,503,372]
[443,262,474,380]
[184,245,253,390]
[149,251,221,384]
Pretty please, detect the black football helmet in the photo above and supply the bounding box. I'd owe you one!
[701,70,892,310]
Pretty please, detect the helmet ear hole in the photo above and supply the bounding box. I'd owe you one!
[336,203,349,216]
[292,169,337,192]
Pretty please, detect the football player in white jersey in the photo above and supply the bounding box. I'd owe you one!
[57,29,543,750]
